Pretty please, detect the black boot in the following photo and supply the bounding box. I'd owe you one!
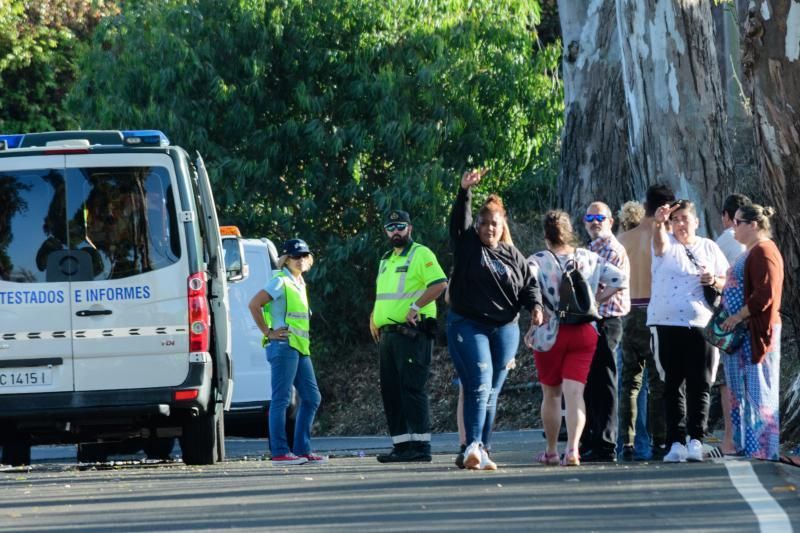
[406,441,432,462]
[376,442,409,463]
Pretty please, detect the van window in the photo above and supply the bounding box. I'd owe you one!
[66,166,181,280]
[0,170,67,283]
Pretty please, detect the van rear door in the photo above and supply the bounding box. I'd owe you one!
[64,153,189,391]
[0,155,74,394]
[194,155,232,408]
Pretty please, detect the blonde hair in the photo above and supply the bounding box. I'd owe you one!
[277,254,314,270]
[478,193,513,245]
[617,201,645,232]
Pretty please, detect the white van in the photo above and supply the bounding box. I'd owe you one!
[0,130,232,466]
[220,230,281,436]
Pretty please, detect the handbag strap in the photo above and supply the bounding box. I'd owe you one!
[681,243,703,273]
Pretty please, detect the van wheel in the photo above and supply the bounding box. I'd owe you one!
[2,440,32,466]
[144,437,175,461]
[180,404,224,465]
[77,443,110,463]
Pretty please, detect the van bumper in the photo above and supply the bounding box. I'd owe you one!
[0,361,212,437]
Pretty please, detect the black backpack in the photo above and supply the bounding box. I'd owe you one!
[548,250,601,325]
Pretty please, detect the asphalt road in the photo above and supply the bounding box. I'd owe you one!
[2,431,800,532]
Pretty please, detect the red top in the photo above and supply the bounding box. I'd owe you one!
[744,240,784,364]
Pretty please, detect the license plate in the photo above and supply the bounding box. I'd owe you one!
[0,368,53,387]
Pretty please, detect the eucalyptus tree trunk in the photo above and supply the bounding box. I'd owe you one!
[556,0,633,216]
[615,0,734,236]
[736,0,800,440]
[738,0,800,326]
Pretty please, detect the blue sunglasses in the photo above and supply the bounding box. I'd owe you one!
[384,222,408,232]
[584,214,607,223]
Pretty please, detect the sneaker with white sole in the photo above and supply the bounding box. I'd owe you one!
[479,448,497,471]
[271,453,308,466]
[299,453,329,464]
[686,439,704,462]
[663,442,688,463]
[463,442,482,470]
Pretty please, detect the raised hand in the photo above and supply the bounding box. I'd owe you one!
[460,168,488,190]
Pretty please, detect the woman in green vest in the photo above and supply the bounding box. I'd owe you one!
[248,238,325,465]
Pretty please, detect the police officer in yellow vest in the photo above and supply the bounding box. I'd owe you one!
[370,210,448,462]
[249,238,326,466]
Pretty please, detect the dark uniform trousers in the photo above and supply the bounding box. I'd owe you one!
[378,329,432,444]
[583,317,623,453]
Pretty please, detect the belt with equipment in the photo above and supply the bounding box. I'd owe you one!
[380,324,422,338]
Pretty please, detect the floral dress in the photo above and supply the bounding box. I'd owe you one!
[721,252,781,460]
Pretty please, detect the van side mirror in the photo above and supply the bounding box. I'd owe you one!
[221,236,248,283]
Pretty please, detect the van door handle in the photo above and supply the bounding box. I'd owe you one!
[76,309,113,317]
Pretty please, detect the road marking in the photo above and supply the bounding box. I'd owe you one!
[725,460,792,532]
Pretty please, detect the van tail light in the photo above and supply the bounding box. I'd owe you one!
[174,389,199,401]
[188,273,210,352]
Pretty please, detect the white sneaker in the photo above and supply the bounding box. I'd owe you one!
[463,442,481,470]
[479,448,497,471]
[663,442,688,463]
[686,439,704,462]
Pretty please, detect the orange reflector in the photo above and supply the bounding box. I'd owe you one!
[174,389,199,401]
[219,225,242,237]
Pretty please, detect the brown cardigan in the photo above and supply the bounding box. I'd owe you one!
[744,240,784,364]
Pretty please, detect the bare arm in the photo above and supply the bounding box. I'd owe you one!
[406,280,448,325]
[652,204,678,257]
[248,290,287,341]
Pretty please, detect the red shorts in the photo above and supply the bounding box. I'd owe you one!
[534,323,599,386]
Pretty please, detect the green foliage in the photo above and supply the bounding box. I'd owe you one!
[0,1,116,132]
[68,0,563,351]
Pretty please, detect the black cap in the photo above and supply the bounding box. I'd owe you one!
[282,238,311,256]
[384,209,411,225]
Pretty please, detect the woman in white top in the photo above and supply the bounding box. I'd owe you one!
[526,210,627,466]
[650,200,728,463]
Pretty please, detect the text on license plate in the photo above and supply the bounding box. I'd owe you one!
[0,368,53,387]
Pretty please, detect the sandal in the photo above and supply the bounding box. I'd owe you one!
[536,451,560,466]
[561,449,580,467]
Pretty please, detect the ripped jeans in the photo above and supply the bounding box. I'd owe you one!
[447,310,520,449]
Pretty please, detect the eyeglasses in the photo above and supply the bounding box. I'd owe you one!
[583,214,607,223]
[734,218,753,226]
[289,253,310,260]
[384,222,408,232]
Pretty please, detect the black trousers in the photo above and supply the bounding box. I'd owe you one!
[582,317,623,453]
[378,330,432,444]
[655,325,714,444]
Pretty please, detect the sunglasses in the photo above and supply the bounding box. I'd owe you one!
[384,222,408,232]
[734,218,753,226]
[583,214,607,223]
[289,253,310,259]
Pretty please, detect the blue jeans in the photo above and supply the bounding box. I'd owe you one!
[447,311,519,449]
[267,341,321,456]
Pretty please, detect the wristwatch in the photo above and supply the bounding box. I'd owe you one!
[409,302,421,313]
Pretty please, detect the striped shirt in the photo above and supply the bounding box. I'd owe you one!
[588,235,631,317]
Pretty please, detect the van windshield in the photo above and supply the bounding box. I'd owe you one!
[0,166,181,283]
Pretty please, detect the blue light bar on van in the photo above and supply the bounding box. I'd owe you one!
[121,130,170,147]
[0,134,24,150]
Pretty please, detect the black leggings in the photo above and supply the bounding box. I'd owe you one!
[654,325,715,444]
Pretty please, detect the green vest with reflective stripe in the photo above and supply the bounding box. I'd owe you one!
[373,242,433,327]
[262,271,311,355]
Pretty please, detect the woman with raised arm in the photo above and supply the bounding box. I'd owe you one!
[447,169,543,470]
